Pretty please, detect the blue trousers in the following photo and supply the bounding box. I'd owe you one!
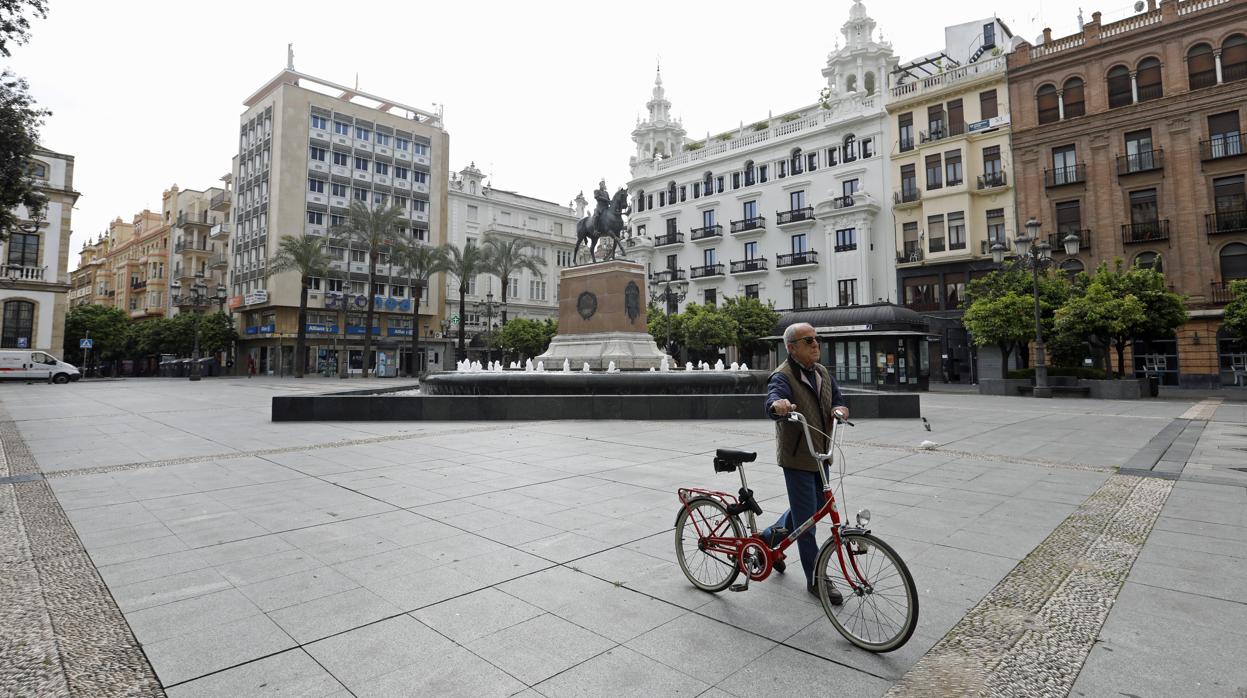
[762,465,829,586]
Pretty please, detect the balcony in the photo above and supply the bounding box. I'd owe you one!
[981,238,1012,255]
[1044,165,1086,187]
[177,210,213,228]
[208,253,229,270]
[730,259,768,274]
[730,216,766,235]
[1116,149,1164,176]
[898,241,924,263]
[650,269,687,285]
[209,221,232,240]
[1048,229,1092,253]
[130,280,147,290]
[1200,134,1245,161]
[690,224,723,242]
[1210,281,1239,305]
[1121,220,1170,244]
[832,195,856,209]
[776,207,815,227]
[893,188,921,207]
[776,251,818,268]
[175,240,213,255]
[689,263,725,279]
[976,171,1008,191]
[209,190,232,211]
[0,264,46,281]
[1206,210,1247,235]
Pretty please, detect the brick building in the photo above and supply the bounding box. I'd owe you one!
[1007,0,1247,387]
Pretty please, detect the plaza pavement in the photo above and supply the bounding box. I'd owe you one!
[1,377,1244,697]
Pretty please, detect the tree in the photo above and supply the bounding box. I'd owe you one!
[0,70,49,241]
[682,303,737,360]
[964,268,1069,368]
[647,303,683,354]
[495,318,554,360]
[333,201,405,377]
[63,304,130,369]
[1223,280,1247,348]
[1054,284,1146,377]
[481,235,546,325]
[0,0,47,57]
[443,242,492,362]
[963,292,1037,378]
[721,296,779,361]
[1096,259,1187,347]
[267,234,333,378]
[390,240,449,376]
[195,312,238,356]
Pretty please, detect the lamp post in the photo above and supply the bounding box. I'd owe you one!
[647,275,687,356]
[990,218,1080,399]
[474,291,505,364]
[170,271,227,382]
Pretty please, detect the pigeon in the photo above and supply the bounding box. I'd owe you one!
[921,417,931,432]
[920,440,938,450]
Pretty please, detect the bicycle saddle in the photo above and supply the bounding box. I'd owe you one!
[715,449,757,463]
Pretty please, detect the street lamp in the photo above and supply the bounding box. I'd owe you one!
[990,218,1076,399]
[474,290,505,364]
[170,271,228,382]
[647,274,687,356]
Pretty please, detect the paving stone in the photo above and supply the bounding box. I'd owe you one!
[625,612,776,685]
[143,613,295,687]
[410,587,544,644]
[465,613,616,686]
[305,614,457,690]
[534,645,709,697]
[164,648,344,698]
[268,586,401,644]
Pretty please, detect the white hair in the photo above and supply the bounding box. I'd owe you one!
[783,323,813,346]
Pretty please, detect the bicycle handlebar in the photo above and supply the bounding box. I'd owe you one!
[785,411,852,463]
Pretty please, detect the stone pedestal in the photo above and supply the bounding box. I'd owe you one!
[536,260,669,369]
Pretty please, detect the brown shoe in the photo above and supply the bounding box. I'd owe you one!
[809,580,844,606]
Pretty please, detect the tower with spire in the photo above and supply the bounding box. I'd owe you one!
[821,0,896,100]
[630,65,686,172]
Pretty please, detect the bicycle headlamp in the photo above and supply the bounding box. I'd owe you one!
[856,509,871,527]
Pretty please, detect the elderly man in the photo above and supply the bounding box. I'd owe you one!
[763,322,848,604]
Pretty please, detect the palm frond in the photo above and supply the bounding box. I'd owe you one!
[268,234,333,279]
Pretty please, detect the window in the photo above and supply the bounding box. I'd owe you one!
[306,211,324,225]
[355,156,369,171]
[927,214,946,253]
[790,190,806,211]
[702,209,716,228]
[792,279,809,309]
[807,152,818,172]
[1135,251,1162,272]
[758,164,769,183]
[1130,189,1159,234]
[1208,111,1243,158]
[666,254,678,270]
[395,138,410,151]
[375,133,391,146]
[666,218,678,234]
[791,233,808,253]
[311,115,328,130]
[862,138,873,159]
[1224,34,1247,83]
[1107,65,1132,108]
[987,208,1006,245]
[373,192,387,206]
[353,188,368,202]
[790,148,804,175]
[1,300,33,348]
[731,173,741,190]
[716,176,725,193]
[703,248,717,266]
[980,90,998,120]
[745,284,759,300]
[355,126,371,141]
[947,99,964,136]
[900,164,917,198]
[1063,78,1086,118]
[6,232,38,267]
[330,214,345,228]
[843,134,857,162]
[925,154,943,189]
[945,150,963,186]
[945,279,965,309]
[334,121,351,135]
[691,183,700,200]
[374,162,389,176]
[1052,145,1078,184]
[704,288,717,306]
[308,178,325,194]
[1137,57,1163,102]
[331,183,347,197]
[413,143,429,156]
[658,192,666,207]
[842,179,859,197]
[333,151,349,166]
[679,185,687,202]
[1124,129,1156,172]
[1037,84,1060,125]
[1187,43,1217,89]
[309,146,326,161]
[777,160,787,178]
[835,228,856,252]
[1060,259,1086,281]
[393,195,408,210]
[646,194,653,209]
[927,105,945,140]
[1221,242,1247,280]
[1213,176,1246,233]
[827,146,839,167]
[904,277,939,310]
[837,279,857,307]
[744,241,758,259]
[743,200,757,219]
[948,212,966,250]
[529,279,547,300]
[412,171,428,184]
[507,277,520,299]
[983,145,1002,179]
[897,112,917,150]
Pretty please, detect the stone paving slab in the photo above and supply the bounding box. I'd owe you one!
[3,378,1241,697]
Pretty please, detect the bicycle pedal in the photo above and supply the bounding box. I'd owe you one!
[729,583,750,592]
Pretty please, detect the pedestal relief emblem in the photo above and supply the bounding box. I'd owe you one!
[624,282,641,325]
[577,291,598,320]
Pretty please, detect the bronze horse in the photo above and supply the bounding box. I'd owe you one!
[574,187,629,264]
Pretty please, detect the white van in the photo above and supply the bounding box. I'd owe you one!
[0,350,81,383]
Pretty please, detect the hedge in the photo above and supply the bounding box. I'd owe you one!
[1006,366,1108,380]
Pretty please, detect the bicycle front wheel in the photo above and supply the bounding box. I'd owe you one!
[674,497,742,593]
[815,531,918,653]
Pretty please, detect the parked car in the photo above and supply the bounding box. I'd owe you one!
[0,350,82,383]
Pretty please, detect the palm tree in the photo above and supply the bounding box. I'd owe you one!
[333,201,405,378]
[267,234,333,378]
[443,242,492,362]
[391,240,450,376]
[482,235,547,325]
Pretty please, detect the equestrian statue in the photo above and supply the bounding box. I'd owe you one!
[574,179,629,264]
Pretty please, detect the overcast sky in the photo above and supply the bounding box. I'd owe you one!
[11,0,1124,269]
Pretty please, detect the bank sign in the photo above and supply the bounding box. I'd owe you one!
[245,323,276,335]
[325,292,413,313]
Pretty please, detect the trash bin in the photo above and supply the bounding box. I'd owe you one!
[1147,374,1160,397]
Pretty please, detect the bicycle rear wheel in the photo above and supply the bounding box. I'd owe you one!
[815,531,918,653]
[674,497,742,592]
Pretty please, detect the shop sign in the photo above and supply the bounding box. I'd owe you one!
[815,324,872,334]
[345,325,381,335]
[966,114,1010,133]
[245,326,258,335]
[387,327,413,337]
[259,323,275,334]
[306,324,339,333]
[325,292,412,312]
[244,289,269,306]
[228,295,244,309]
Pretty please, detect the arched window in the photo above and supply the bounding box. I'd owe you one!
[1,300,34,348]
[1135,251,1163,272]
[703,171,714,195]
[1060,259,1085,281]
[1221,242,1247,280]
[864,72,876,95]
[1036,84,1060,124]
[667,180,676,202]
[743,160,755,186]
[790,148,804,175]
[1107,65,1133,108]
[1062,78,1085,118]
[845,74,857,92]
[1137,57,1163,102]
[1224,34,1247,83]
[843,134,857,163]
[1187,43,1217,89]
[635,190,645,212]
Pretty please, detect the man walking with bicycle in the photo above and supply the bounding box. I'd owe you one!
[763,322,848,604]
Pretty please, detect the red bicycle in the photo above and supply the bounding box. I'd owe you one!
[674,411,918,652]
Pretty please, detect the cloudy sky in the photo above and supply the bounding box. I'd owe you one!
[10,0,1120,267]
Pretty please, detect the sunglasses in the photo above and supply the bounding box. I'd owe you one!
[793,336,817,346]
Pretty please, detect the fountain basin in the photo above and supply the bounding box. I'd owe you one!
[420,370,770,396]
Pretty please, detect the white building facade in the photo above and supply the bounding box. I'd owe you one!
[445,163,579,335]
[2,146,77,356]
[625,1,898,318]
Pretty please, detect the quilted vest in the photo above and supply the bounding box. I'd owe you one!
[772,359,837,473]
